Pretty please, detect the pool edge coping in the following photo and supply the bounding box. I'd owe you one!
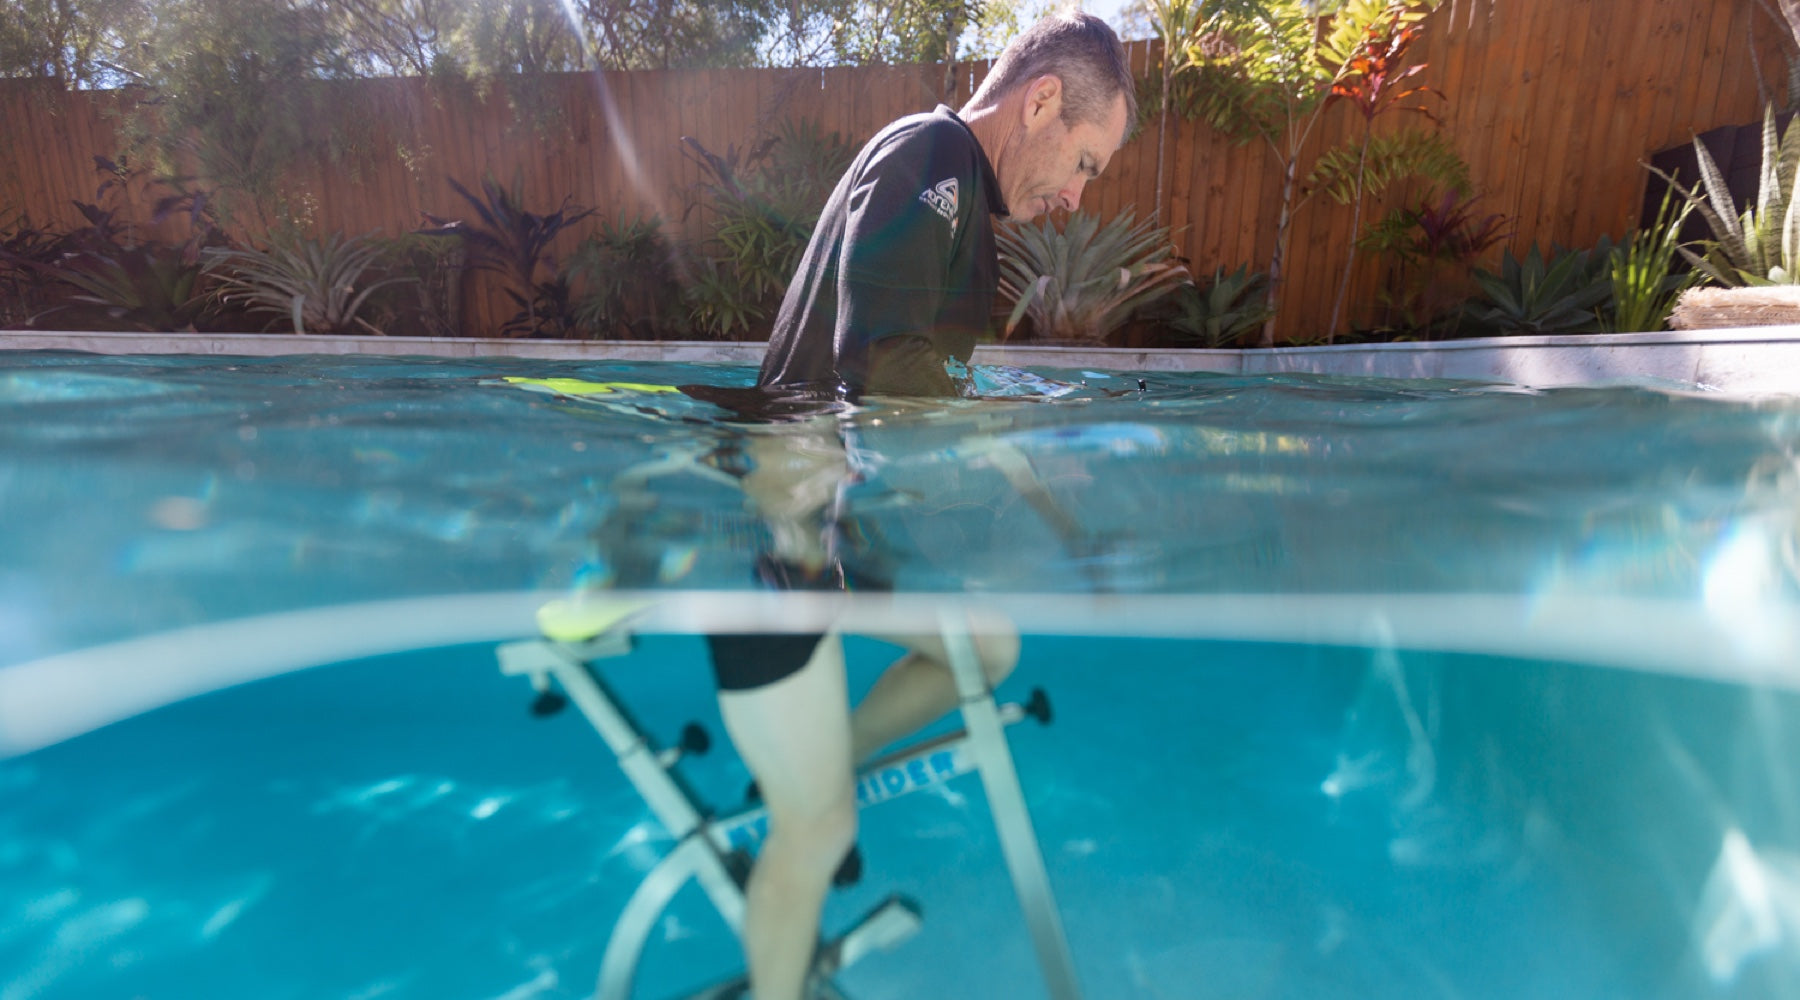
[6,326,1800,393]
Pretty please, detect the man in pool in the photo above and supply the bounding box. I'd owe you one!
[698,12,1136,999]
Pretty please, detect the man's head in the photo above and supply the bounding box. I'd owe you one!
[963,11,1137,221]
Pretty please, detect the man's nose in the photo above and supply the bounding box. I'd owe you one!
[1058,175,1089,213]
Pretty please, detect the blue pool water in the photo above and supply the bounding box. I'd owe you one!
[1,351,1798,999]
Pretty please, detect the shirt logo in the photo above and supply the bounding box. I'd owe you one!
[919,178,958,225]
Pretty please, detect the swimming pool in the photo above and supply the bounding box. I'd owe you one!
[1,351,1797,999]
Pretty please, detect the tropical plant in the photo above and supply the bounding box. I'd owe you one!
[1359,189,1510,336]
[1173,0,1450,344]
[8,181,228,332]
[1156,263,1275,347]
[567,214,688,340]
[204,230,410,335]
[0,213,71,327]
[1608,190,1696,333]
[1460,241,1615,337]
[1310,4,1462,338]
[997,210,1191,345]
[1647,104,1800,286]
[419,174,595,338]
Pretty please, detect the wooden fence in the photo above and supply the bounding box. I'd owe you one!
[0,0,1785,341]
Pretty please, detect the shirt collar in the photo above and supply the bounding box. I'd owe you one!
[935,105,1008,219]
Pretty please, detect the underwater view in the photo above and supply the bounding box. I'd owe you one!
[2,350,1798,999]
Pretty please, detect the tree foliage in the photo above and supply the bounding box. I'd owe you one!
[0,0,1029,84]
[1151,0,1455,343]
[0,0,144,87]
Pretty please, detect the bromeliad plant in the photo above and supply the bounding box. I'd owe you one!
[11,202,227,332]
[204,230,411,335]
[1646,104,1800,286]
[1360,189,1510,336]
[37,241,218,332]
[419,174,595,338]
[997,210,1190,345]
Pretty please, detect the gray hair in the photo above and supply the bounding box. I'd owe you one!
[966,10,1137,128]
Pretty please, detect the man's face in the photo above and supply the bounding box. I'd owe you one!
[1004,80,1131,222]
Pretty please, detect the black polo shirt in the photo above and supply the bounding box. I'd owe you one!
[757,105,1007,397]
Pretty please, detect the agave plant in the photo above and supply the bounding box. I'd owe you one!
[1460,241,1614,336]
[997,210,1190,345]
[1158,264,1274,347]
[1646,104,1800,286]
[205,231,409,335]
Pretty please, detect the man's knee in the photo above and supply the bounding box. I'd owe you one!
[976,629,1021,687]
[767,791,858,871]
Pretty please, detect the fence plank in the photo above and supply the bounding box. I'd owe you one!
[1167,116,1196,260]
[1506,0,1578,246]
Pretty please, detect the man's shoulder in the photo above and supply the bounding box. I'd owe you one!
[865,107,981,166]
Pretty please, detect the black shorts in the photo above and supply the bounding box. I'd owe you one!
[697,416,890,694]
[707,632,829,691]
[706,555,891,692]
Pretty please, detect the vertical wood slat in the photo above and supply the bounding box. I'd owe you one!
[1508,0,1578,245]
[1590,0,1663,241]
[1167,116,1195,260]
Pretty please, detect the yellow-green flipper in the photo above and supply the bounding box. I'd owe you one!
[499,377,681,397]
[536,595,654,644]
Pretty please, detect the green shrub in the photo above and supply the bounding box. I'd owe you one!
[566,214,688,340]
[1607,190,1695,333]
[360,233,465,338]
[683,118,856,338]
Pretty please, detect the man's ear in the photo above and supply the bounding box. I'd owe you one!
[1020,74,1064,131]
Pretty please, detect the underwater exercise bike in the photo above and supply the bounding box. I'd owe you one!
[495,595,1083,1000]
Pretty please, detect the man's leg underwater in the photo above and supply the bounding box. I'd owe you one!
[717,633,857,1000]
[851,618,1021,764]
